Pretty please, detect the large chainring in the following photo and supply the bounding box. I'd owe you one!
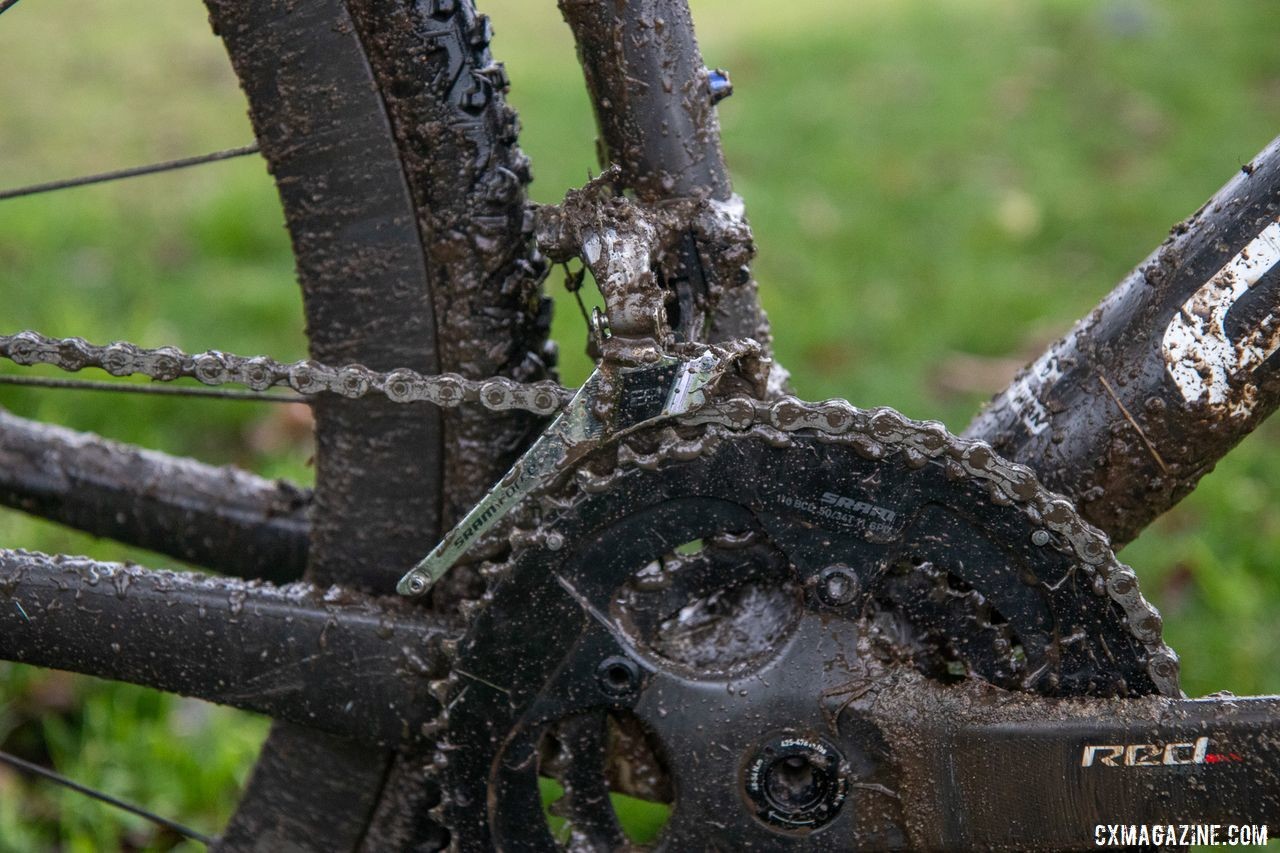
[436,415,1179,850]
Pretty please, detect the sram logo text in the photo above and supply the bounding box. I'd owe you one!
[819,492,896,523]
[1081,736,1208,767]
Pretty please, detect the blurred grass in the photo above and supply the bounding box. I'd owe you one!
[0,0,1278,847]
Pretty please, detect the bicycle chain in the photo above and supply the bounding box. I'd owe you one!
[2,327,1181,849]
[0,331,571,415]
[687,396,1179,698]
[0,328,1178,695]
[426,400,1180,758]
[425,406,1181,847]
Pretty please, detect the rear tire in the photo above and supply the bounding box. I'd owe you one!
[205,0,545,847]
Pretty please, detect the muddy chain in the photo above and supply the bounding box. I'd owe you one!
[0,328,1178,697]
[685,395,1179,699]
[422,404,1183,843]
[428,409,1181,750]
[0,331,571,415]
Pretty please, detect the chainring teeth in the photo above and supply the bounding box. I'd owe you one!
[434,411,1180,850]
[807,415,1174,693]
[510,416,1177,695]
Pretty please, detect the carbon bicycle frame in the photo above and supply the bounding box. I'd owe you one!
[0,0,1277,848]
[560,7,1280,842]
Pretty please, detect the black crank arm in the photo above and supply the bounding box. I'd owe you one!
[860,680,1279,850]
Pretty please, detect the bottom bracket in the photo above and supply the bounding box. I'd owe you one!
[743,733,848,831]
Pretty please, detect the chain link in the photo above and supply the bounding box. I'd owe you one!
[0,330,1176,695]
[682,394,1179,696]
[0,331,571,415]
[429,386,1182,841]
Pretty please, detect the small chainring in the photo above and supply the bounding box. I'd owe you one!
[435,419,1177,850]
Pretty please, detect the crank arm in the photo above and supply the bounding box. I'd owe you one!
[867,678,1280,849]
[397,345,756,597]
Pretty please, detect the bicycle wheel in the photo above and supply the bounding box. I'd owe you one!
[213,0,552,845]
[4,0,547,848]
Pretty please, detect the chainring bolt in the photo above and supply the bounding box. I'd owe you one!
[1031,529,1051,546]
[816,564,859,607]
[596,656,641,698]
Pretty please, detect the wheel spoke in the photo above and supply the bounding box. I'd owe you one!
[0,407,309,581]
[0,144,258,202]
[0,749,213,845]
[0,549,447,746]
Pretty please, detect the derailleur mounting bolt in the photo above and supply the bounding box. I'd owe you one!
[545,531,565,551]
[589,307,611,346]
[816,564,859,607]
[708,67,733,103]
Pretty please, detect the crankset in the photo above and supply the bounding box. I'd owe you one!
[380,170,1277,850]
[430,420,1280,850]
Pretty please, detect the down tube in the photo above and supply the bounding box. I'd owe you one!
[965,136,1280,547]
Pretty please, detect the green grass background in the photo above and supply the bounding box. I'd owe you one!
[1,0,1279,847]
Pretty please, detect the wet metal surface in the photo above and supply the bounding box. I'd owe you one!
[559,0,776,356]
[558,0,732,203]
[867,674,1280,850]
[439,417,1179,849]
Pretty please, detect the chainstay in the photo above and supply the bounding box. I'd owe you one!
[0,331,570,415]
